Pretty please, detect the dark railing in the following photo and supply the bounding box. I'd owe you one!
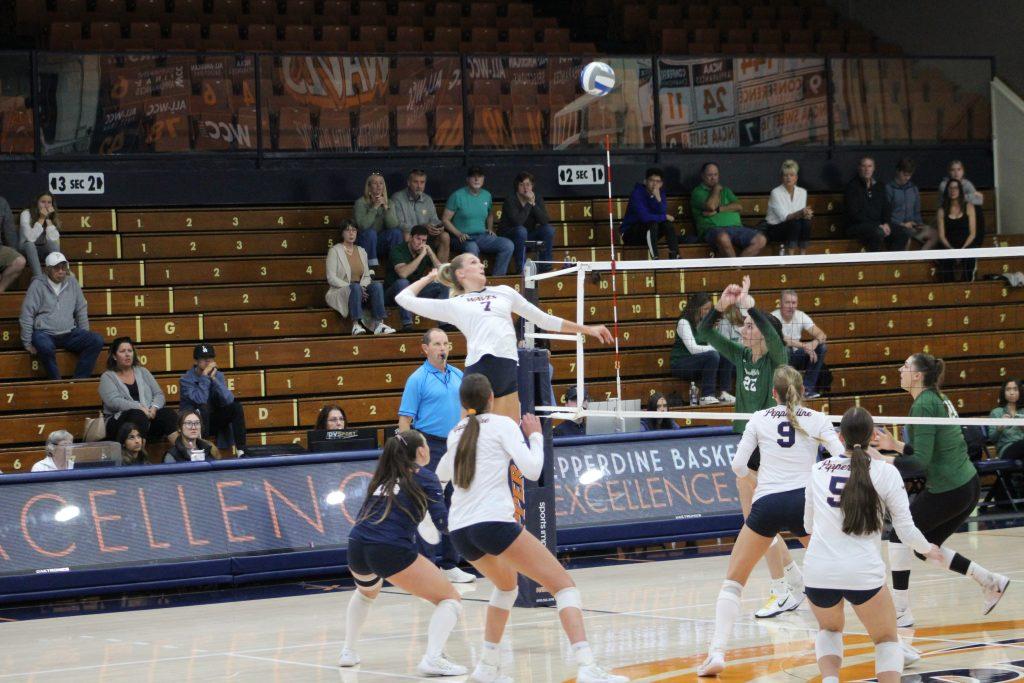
[0,52,994,159]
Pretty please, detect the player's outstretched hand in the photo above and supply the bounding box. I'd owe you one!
[717,283,743,310]
[872,426,900,452]
[586,324,614,344]
[521,413,542,437]
[923,544,945,566]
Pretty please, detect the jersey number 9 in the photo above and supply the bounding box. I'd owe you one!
[826,475,848,508]
[776,421,795,448]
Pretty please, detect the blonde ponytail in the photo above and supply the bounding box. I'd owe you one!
[774,365,809,438]
[437,253,473,295]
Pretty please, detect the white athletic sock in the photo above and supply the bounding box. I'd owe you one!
[823,676,839,683]
[571,640,595,667]
[783,561,803,591]
[426,599,461,658]
[481,641,500,666]
[711,580,743,652]
[770,577,788,597]
[967,561,995,587]
[892,589,909,612]
[344,591,374,650]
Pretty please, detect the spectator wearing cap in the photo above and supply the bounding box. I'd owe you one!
[386,225,448,332]
[19,251,104,379]
[498,171,555,274]
[99,336,178,444]
[19,192,61,278]
[32,429,74,472]
[553,385,589,438]
[179,343,247,456]
[397,327,473,583]
[0,195,27,292]
[442,167,515,276]
[353,171,402,268]
[391,169,451,262]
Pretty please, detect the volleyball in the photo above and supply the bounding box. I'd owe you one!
[580,61,616,97]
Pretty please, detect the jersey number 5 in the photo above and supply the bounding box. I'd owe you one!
[776,421,795,448]
[826,475,849,507]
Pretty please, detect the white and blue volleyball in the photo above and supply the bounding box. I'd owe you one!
[580,61,616,97]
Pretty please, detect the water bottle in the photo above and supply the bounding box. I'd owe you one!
[993,235,1001,248]
[689,381,700,406]
[779,244,787,256]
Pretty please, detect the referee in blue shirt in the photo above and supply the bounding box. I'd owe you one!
[397,327,474,583]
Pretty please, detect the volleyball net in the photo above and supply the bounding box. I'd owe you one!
[523,245,1024,430]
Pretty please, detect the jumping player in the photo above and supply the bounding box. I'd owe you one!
[395,255,613,422]
[697,277,807,618]
[874,353,1010,625]
[697,366,845,676]
[437,373,628,683]
[340,430,467,677]
[804,407,944,683]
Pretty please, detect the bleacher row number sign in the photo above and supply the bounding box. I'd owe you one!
[557,165,605,186]
[48,172,105,195]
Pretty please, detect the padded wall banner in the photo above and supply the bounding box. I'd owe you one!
[553,432,742,528]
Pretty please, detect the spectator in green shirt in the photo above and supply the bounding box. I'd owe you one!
[691,162,767,257]
[442,167,514,275]
[353,171,403,268]
[386,225,448,331]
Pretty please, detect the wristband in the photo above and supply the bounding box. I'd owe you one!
[901,443,914,457]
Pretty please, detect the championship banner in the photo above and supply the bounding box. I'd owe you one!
[658,57,828,149]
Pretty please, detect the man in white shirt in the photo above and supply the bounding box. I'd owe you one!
[771,289,827,398]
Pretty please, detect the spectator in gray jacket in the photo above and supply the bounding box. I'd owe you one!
[498,171,555,273]
[886,158,937,250]
[19,252,104,379]
[179,343,247,456]
[0,196,27,292]
[391,169,450,262]
[99,336,178,443]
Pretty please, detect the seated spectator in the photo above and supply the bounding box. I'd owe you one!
[315,404,347,430]
[326,220,396,335]
[939,159,985,240]
[179,343,247,456]
[0,195,26,292]
[33,430,74,472]
[770,290,827,398]
[19,192,61,278]
[936,179,979,282]
[844,156,909,252]
[99,336,178,443]
[19,252,104,379]
[386,225,448,332]
[442,167,514,276]
[353,171,402,268]
[640,392,681,431]
[887,157,938,251]
[990,379,1024,459]
[621,167,678,259]
[391,168,451,262]
[765,159,812,255]
[164,409,218,463]
[553,385,589,437]
[670,292,733,406]
[691,162,766,257]
[117,422,149,466]
[498,171,555,273]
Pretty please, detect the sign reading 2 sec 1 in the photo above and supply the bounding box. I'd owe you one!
[557,165,605,186]
[48,173,105,195]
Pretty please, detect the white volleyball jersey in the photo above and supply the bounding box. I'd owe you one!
[803,456,932,590]
[733,405,845,502]
[395,284,564,366]
[437,413,545,530]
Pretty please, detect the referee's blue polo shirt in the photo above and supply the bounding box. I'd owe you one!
[398,360,464,439]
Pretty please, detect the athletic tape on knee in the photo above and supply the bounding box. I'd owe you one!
[889,542,914,572]
[555,587,582,612]
[489,587,518,611]
[815,630,843,661]
[875,641,903,675]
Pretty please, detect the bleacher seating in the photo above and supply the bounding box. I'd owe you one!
[0,187,1018,474]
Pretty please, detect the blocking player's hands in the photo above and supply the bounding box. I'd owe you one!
[521,413,542,438]
[737,275,754,309]
[716,284,743,311]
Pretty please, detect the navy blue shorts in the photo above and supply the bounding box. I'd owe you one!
[347,537,417,580]
[745,488,807,537]
[451,522,522,561]
[465,354,519,398]
[806,585,882,608]
[705,225,761,250]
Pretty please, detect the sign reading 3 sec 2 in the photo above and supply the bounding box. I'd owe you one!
[48,173,105,195]
[557,165,605,186]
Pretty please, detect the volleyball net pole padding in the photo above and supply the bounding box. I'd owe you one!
[525,245,1024,429]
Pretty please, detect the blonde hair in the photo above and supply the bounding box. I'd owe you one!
[437,253,475,295]
[781,159,799,174]
[362,172,388,207]
[773,365,809,439]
